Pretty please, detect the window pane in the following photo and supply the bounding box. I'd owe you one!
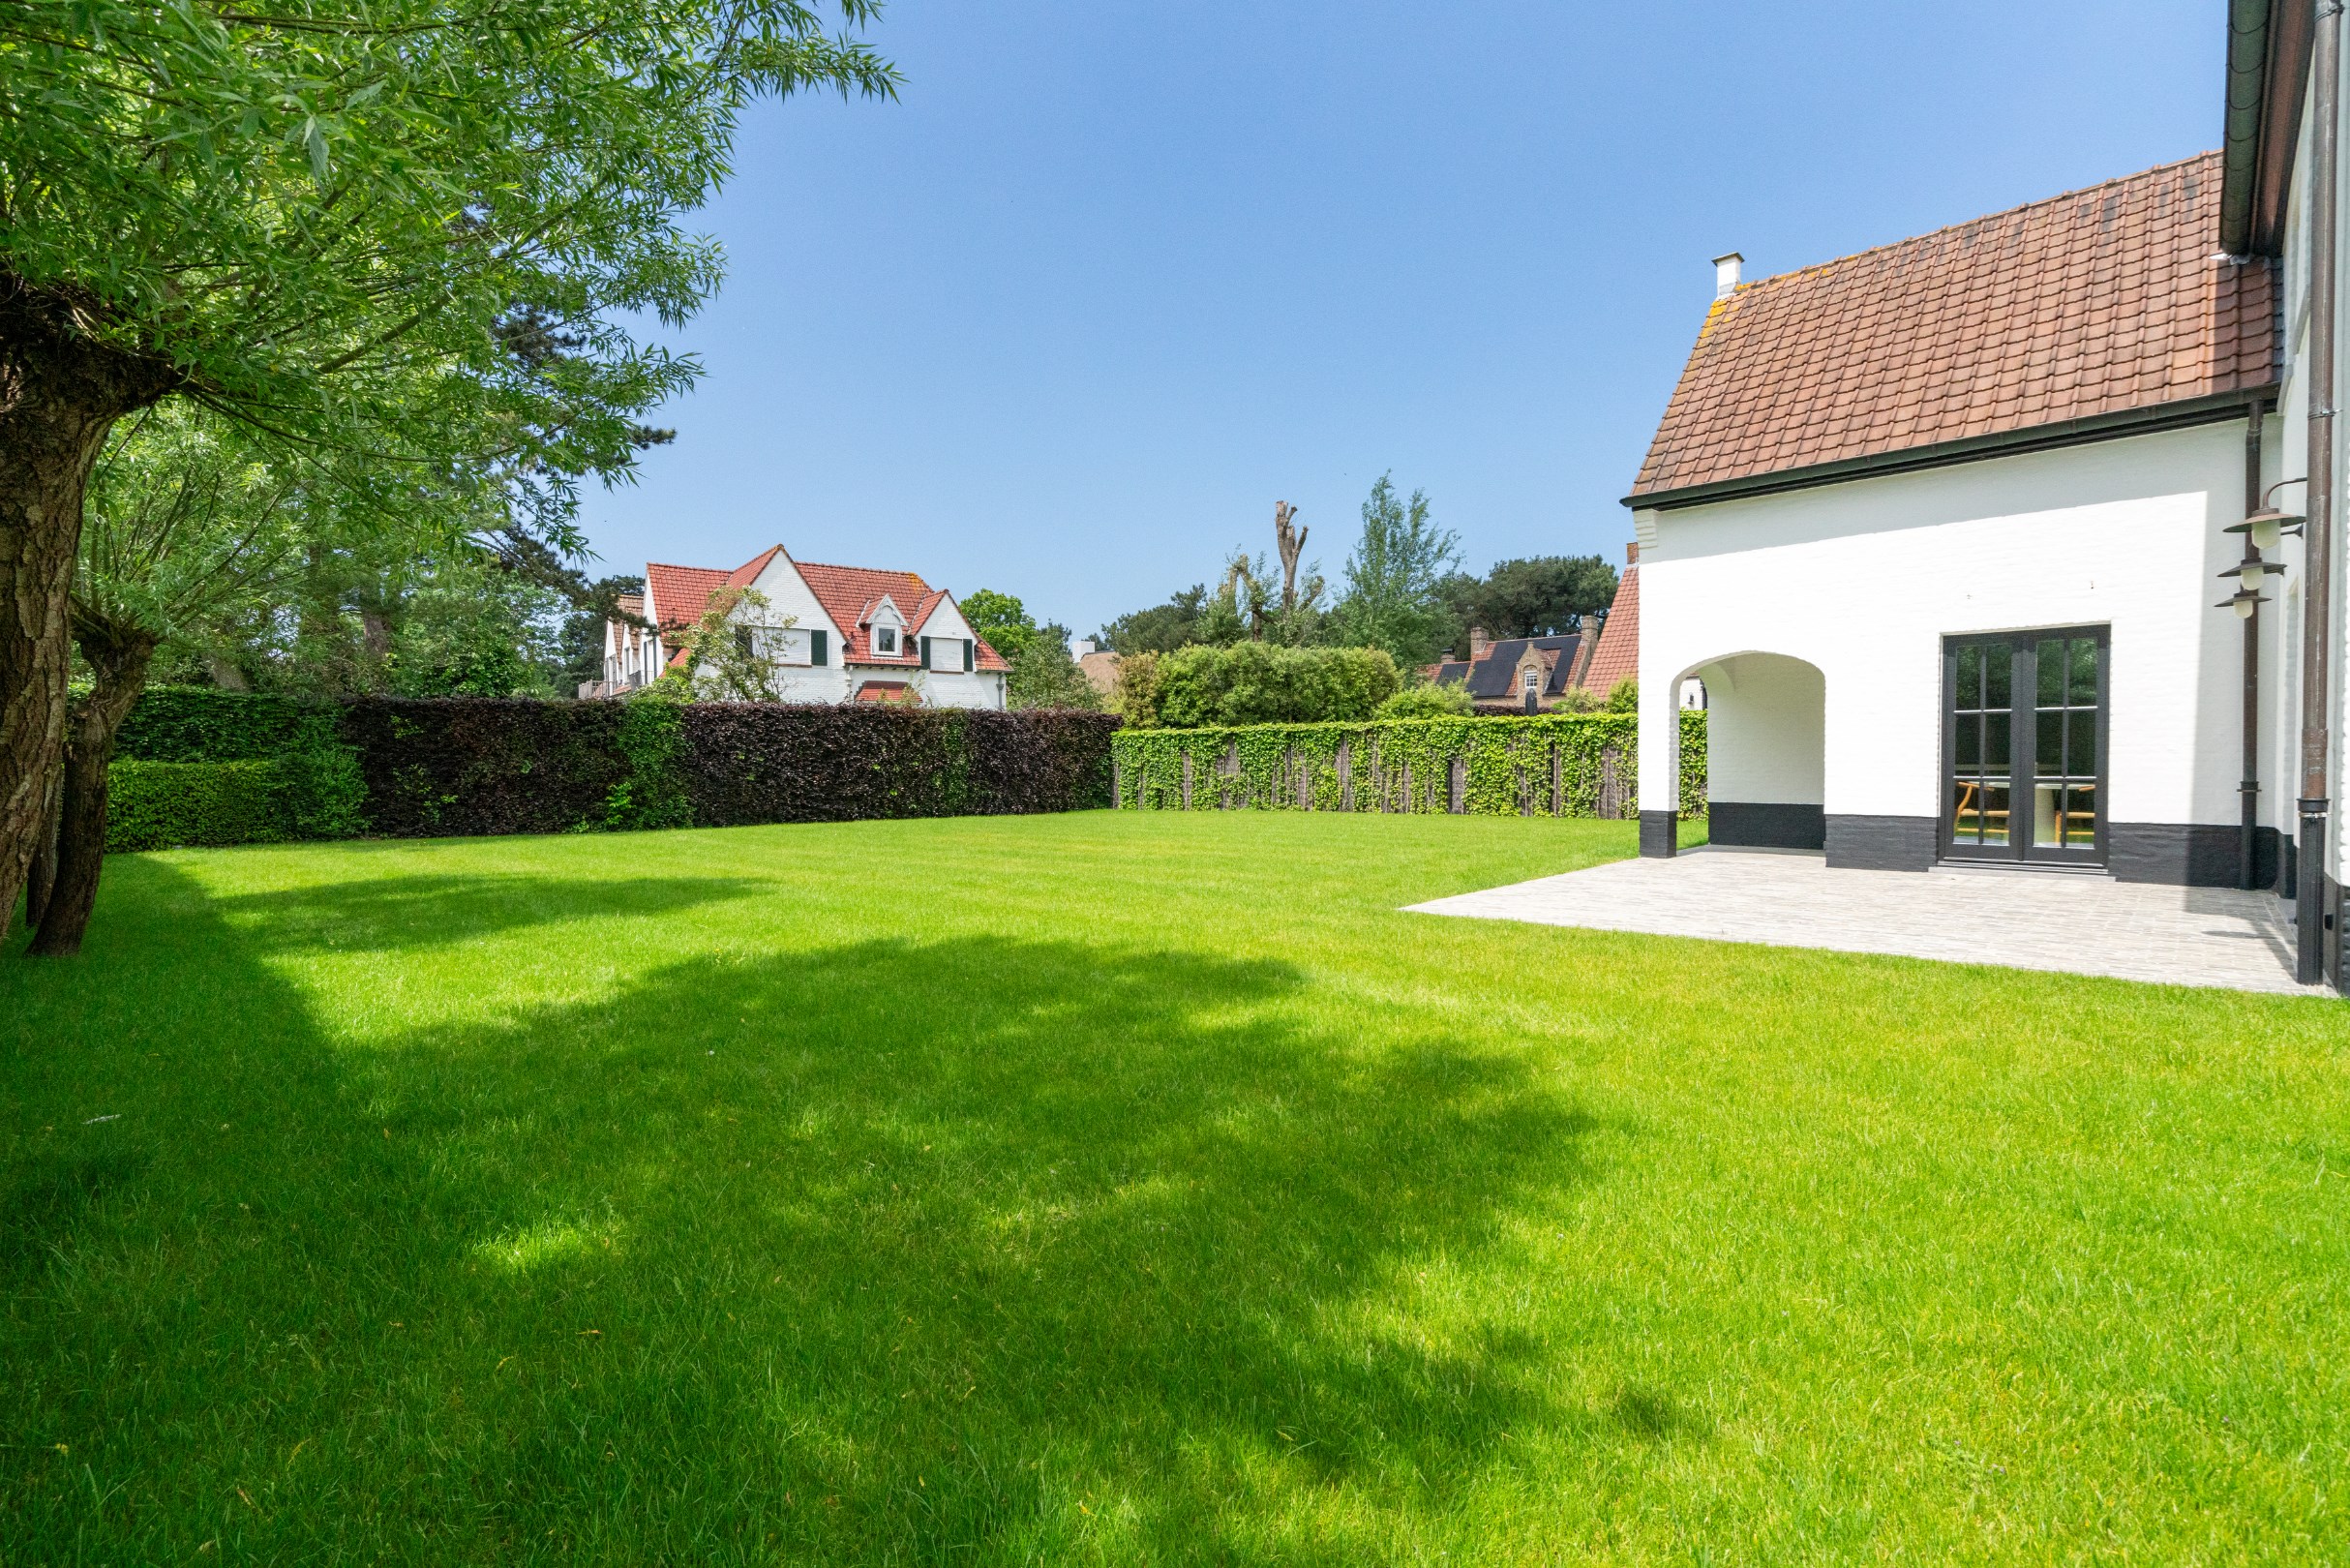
[1985,646,2011,709]
[1950,779,1982,842]
[2066,711,2096,776]
[1957,645,1981,710]
[2034,782,2063,846]
[1980,783,2010,845]
[1986,711,2010,769]
[2037,709,2064,774]
[2069,638,2099,706]
[2036,640,2064,707]
[1955,713,1980,769]
[2064,784,2098,847]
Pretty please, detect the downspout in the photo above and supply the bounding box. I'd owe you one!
[2245,399,2267,891]
[2299,0,2343,985]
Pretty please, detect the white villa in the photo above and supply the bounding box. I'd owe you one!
[590,545,1010,709]
[1629,2,2350,987]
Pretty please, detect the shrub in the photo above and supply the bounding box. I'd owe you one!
[1605,678,1639,712]
[1111,709,1707,819]
[1144,643,1400,729]
[1556,685,1604,714]
[107,760,296,851]
[1375,682,1473,720]
[105,687,1119,850]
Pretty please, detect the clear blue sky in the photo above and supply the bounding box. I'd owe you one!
[582,0,2220,638]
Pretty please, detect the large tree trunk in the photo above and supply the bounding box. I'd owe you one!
[22,769,62,933]
[28,604,158,957]
[0,278,178,930]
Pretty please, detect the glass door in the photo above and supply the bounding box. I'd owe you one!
[1943,628,2108,866]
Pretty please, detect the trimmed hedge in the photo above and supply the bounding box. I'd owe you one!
[1109,709,1708,818]
[104,688,1118,851]
[108,761,297,851]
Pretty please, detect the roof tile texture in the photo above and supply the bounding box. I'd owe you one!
[1579,566,1639,697]
[1630,154,2276,499]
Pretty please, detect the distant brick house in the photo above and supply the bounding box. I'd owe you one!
[587,545,1010,709]
[1423,544,1642,710]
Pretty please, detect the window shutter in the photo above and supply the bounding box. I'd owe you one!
[963,638,975,673]
[811,629,828,666]
[920,635,932,669]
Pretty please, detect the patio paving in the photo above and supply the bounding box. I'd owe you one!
[1407,846,2330,996]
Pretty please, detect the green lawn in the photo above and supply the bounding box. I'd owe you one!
[4,812,2345,1563]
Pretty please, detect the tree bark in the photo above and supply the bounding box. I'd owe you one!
[23,769,62,932]
[28,604,158,956]
[0,277,178,931]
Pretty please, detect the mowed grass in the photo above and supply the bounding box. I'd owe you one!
[3,811,2346,1563]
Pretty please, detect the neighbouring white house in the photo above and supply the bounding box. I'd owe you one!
[587,545,1010,709]
[1628,0,2350,988]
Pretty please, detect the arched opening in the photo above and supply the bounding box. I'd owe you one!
[1685,651,1825,850]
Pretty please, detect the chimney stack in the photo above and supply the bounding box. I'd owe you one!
[1626,541,1640,564]
[1468,625,1492,661]
[1712,252,1743,300]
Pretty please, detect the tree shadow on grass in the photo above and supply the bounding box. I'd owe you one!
[204,870,776,953]
[4,859,1614,1564]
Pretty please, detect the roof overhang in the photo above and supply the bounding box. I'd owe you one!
[2221,0,2313,256]
[1623,386,2276,512]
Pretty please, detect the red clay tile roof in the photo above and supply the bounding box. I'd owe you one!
[1579,565,1639,697]
[647,551,1010,673]
[1629,153,2277,501]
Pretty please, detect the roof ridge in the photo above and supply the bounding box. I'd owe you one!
[797,558,929,584]
[1728,151,2219,299]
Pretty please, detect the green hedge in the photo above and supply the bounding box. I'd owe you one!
[1109,709,1707,818]
[101,686,1115,852]
[105,687,368,852]
[107,760,298,851]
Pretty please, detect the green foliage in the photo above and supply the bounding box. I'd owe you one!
[1130,644,1401,729]
[106,686,368,847]
[1006,624,1101,711]
[1438,555,1619,648]
[1328,473,1461,667]
[105,761,295,851]
[0,0,897,488]
[561,574,646,690]
[1607,678,1639,712]
[1112,709,1708,819]
[669,586,797,701]
[603,693,692,829]
[1098,585,1209,654]
[960,589,1039,662]
[1375,682,1473,720]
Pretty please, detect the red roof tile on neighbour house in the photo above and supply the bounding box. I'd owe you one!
[1579,566,1639,697]
[1629,153,2277,500]
[648,551,1012,673]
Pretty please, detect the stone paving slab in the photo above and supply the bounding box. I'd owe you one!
[1407,847,2330,996]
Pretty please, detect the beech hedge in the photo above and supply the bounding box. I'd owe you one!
[1109,710,1708,819]
[105,688,1119,850]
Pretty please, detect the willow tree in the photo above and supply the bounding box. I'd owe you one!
[0,0,896,928]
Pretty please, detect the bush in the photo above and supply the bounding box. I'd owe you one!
[107,760,296,851]
[1111,709,1707,819]
[105,687,1120,850]
[1130,643,1401,729]
[1375,682,1473,720]
[1605,678,1638,712]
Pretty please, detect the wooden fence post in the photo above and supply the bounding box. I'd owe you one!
[1449,756,1466,814]
[1339,739,1354,812]
[1599,746,1623,819]
[1112,756,1124,808]
[1181,749,1193,810]
[1551,746,1564,816]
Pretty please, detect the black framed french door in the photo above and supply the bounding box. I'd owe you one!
[1942,627,2109,866]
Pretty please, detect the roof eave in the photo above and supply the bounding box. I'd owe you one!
[1623,385,2276,512]
[2221,0,2312,257]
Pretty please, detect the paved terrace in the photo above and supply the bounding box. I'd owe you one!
[1409,847,2328,997]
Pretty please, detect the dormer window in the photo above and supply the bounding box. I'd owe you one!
[875,626,899,655]
[1522,668,1540,693]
